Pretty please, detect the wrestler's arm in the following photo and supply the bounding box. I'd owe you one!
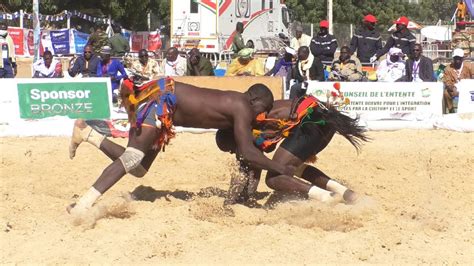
[232,103,293,176]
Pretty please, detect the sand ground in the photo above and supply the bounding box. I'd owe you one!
[0,130,473,264]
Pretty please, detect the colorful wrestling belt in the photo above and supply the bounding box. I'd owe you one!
[252,83,350,151]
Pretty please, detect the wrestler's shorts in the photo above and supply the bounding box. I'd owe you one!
[137,102,159,127]
[280,123,335,161]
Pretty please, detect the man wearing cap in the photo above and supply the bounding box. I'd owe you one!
[310,20,338,63]
[374,16,415,62]
[398,43,436,82]
[97,46,128,102]
[0,19,17,78]
[376,47,406,82]
[350,14,382,64]
[226,48,265,76]
[129,49,162,80]
[443,48,474,113]
[290,24,311,51]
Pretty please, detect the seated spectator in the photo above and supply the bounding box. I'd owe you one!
[160,47,187,76]
[398,44,435,82]
[328,46,363,81]
[186,48,214,76]
[96,46,128,102]
[265,46,295,77]
[376,47,406,82]
[32,50,63,78]
[68,45,100,77]
[289,46,325,99]
[246,40,255,49]
[129,49,162,80]
[225,48,265,76]
[443,48,474,113]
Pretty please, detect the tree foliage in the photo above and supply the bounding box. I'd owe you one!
[1,0,460,31]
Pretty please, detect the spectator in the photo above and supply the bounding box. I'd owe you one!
[96,46,127,102]
[246,40,255,49]
[129,49,162,80]
[265,46,295,77]
[186,48,214,76]
[32,50,63,78]
[87,24,108,54]
[289,46,325,99]
[310,20,338,63]
[376,47,406,82]
[350,14,382,64]
[232,22,246,54]
[68,44,100,77]
[457,0,467,21]
[290,24,311,51]
[160,47,187,76]
[108,24,130,57]
[374,16,415,62]
[443,48,474,113]
[329,46,363,81]
[399,44,436,82]
[226,48,265,76]
[0,19,17,78]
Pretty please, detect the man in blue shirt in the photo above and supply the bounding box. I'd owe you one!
[68,44,100,77]
[97,46,128,103]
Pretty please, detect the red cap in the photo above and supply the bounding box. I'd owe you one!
[364,14,377,23]
[319,20,329,28]
[394,16,409,26]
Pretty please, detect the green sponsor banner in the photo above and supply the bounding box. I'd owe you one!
[17,81,111,119]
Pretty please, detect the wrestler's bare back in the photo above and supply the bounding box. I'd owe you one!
[172,82,255,129]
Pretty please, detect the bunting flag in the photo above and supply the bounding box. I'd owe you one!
[0,10,111,24]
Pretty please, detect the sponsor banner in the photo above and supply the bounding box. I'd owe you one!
[287,81,443,120]
[457,79,474,114]
[50,29,70,54]
[148,31,162,51]
[7,27,24,56]
[24,28,34,56]
[72,29,89,55]
[131,31,162,52]
[16,78,112,120]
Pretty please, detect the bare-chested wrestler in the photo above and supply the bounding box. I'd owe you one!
[67,78,294,214]
[216,94,369,205]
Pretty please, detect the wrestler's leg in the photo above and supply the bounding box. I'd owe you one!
[69,126,158,214]
[265,148,335,202]
[69,119,150,177]
[295,164,359,204]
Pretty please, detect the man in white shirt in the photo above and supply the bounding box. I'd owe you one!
[290,25,311,51]
[160,47,187,76]
[376,47,406,82]
[32,50,63,78]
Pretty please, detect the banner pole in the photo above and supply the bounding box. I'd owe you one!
[33,0,40,61]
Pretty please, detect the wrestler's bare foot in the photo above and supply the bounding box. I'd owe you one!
[342,189,360,204]
[69,120,92,159]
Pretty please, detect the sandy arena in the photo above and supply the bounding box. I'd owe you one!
[0,129,473,264]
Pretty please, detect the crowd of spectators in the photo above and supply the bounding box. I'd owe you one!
[1,14,472,113]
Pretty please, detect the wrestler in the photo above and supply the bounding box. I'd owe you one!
[68,78,294,214]
[216,94,369,205]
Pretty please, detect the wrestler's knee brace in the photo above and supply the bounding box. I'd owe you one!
[119,147,145,173]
